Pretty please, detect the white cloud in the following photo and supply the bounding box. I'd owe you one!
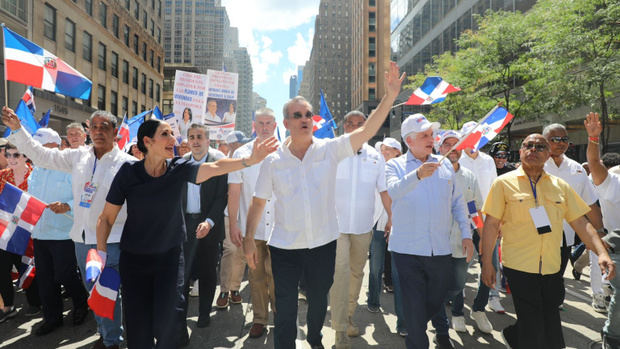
[287,28,314,67]
[252,35,283,85]
[282,68,297,84]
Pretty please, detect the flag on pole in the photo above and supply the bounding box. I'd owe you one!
[467,200,483,230]
[22,87,36,115]
[314,89,336,139]
[151,106,163,120]
[3,26,92,99]
[88,268,120,320]
[16,238,35,289]
[405,76,460,105]
[38,109,50,128]
[0,182,47,255]
[2,99,40,137]
[127,110,150,142]
[455,106,514,152]
[116,114,130,150]
[85,249,103,282]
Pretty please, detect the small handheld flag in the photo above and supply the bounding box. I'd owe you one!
[116,114,130,150]
[0,182,47,255]
[314,89,336,139]
[405,77,460,105]
[88,268,120,320]
[455,106,514,152]
[22,87,36,115]
[38,109,50,128]
[85,248,103,282]
[2,99,40,137]
[467,201,483,230]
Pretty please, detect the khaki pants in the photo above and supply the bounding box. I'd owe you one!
[219,219,247,292]
[329,231,372,331]
[248,240,276,325]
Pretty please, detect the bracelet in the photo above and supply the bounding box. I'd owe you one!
[589,136,599,141]
[590,139,599,145]
[241,157,251,167]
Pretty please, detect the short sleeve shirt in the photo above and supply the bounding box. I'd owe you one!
[106,158,201,254]
[482,167,590,274]
[595,172,620,231]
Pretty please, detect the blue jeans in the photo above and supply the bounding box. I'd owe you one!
[604,253,620,341]
[431,257,469,335]
[368,228,386,308]
[75,242,123,346]
[391,254,407,333]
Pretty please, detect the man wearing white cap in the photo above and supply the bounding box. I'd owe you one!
[28,128,89,336]
[386,114,473,349]
[330,111,392,348]
[430,130,492,342]
[459,120,505,314]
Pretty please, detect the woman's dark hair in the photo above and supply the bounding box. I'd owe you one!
[183,107,192,122]
[137,119,163,154]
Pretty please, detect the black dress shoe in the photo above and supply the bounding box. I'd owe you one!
[433,334,454,349]
[34,319,63,336]
[572,268,582,280]
[73,306,89,325]
[197,316,210,328]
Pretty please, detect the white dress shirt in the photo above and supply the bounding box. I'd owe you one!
[228,140,275,241]
[254,135,354,250]
[9,126,135,244]
[459,151,497,201]
[544,155,598,245]
[451,166,482,258]
[335,143,386,235]
[595,172,620,231]
[185,148,225,227]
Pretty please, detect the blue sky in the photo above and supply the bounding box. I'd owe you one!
[222,0,319,137]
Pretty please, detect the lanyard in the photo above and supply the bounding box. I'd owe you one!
[90,158,97,182]
[529,176,539,207]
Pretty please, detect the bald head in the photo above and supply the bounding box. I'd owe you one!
[519,133,550,169]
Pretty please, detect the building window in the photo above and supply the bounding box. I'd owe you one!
[156,56,161,73]
[141,104,145,112]
[134,0,139,19]
[142,10,147,28]
[124,0,130,10]
[369,88,375,100]
[141,73,146,94]
[99,2,107,28]
[110,90,118,115]
[112,14,119,37]
[122,96,128,115]
[148,79,153,98]
[368,62,376,83]
[44,4,56,41]
[369,0,376,6]
[149,49,154,67]
[156,27,161,43]
[133,34,139,54]
[97,84,105,110]
[155,83,160,102]
[64,19,75,51]
[369,12,376,32]
[369,37,376,57]
[132,101,137,116]
[122,60,129,83]
[142,42,147,61]
[0,0,26,20]
[111,51,118,77]
[82,31,92,61]
[132,67,138,89]
[150,19,154,36]
[85,0,92,16]
[123,25,130,46]
[98,42,106,70]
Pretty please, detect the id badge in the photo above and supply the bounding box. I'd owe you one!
[79,181,98,208]
[529,206,552,235]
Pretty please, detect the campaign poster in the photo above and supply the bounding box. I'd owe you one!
[172,70,208,140]
[205,69,238,140]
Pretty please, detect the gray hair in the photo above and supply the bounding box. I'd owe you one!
[188,123,208,137]
[542,123,567,137]
[344,110,366,121]
[89,110,118,129]
[255,107,276,120]
[282,96,312,119]
[66,122,85,133]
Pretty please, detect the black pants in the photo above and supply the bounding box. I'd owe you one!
[33,239,87,322]
[0,249,40,308]
[559,245,571,304]
[503,267,565,349]
[181,214,220,328]
[383,245,393,287]
[270,240,336,349]
[120,246,184,349]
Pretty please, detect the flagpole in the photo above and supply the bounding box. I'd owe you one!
[2,23,8,107]
[391,101,407,109]
[437,104,502,164]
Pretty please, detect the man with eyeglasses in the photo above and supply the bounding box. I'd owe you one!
[243,62,404,349]
[490,142,515,176]
[481,133,615,349]
[542,123,605,310]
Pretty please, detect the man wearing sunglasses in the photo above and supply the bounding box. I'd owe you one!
[0,138,8,170]
[243,62,404,349]
[481,133,615,349]
[542,124,605,310]
[490,142,516,176]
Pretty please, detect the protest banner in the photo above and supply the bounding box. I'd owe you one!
[205,70,238,140]
[172,70,208,140]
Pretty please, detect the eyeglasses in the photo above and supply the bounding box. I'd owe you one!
[292,111,313,119]
[493,153,508,159]
[521,143,548,152]
[5,152,22,159]
[549,136,569,144]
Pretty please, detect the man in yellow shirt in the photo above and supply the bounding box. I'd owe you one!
[481,133,615,349]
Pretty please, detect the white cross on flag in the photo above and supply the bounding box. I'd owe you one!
[0,182,46,255]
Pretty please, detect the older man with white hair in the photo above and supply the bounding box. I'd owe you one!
[387,114,473,349]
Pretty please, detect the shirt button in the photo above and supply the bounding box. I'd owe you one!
[266,211,270,214]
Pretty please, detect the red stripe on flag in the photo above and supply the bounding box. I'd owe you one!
[88,288,116,320]
[5,60,43,88]
[443,84,461,94]
[20,197,47,225]
[404,93,425,105]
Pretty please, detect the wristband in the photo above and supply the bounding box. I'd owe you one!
[241,157,251,167]
[589,136,599,141]
[589,139,599,145]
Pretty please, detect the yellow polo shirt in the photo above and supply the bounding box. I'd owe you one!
[482,167,590,275]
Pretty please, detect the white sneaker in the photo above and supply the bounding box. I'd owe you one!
[593,293,608,313]
[452,315,466,332]
[470,311,493,334]
[488,296,505,314]
[189,280,199,297]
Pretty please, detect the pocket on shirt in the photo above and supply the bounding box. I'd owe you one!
[505,193,535,225]
[310,159,332,188]
[274,169,294,196]
[543,193,565,224]
[360,160,379,183]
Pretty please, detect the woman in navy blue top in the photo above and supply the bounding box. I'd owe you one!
[96,119,277,348]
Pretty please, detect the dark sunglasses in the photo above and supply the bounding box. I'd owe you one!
[292,111,313,119]
[549,136,569,143]
[5,152,23,159]
[521,143,548,152]
[493,153,508,159]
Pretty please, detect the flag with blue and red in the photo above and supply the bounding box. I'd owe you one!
[88,268,120,320]
[22,87,36,115]
[313,89,336,139]
[38,109,50,128]
[405,76,460,105]
[0,182,47,255]
[456,106,514,152]
[467,200,483,230]
[85,249,104,282]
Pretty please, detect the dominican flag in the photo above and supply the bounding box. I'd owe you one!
[0,182,47,255]
[17,254,35,289]
[88,268,120,320]
[116,114,130,150]
[455,106,514,152]
[85,249,103,282]
[314,89,336,139]
[467,200,483,230]
[38,109,50,128]
[22,87,36,115]
[150,106,163,120]
[405,77,460,105]
[2,99,40,137]
[3,26,92,99]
